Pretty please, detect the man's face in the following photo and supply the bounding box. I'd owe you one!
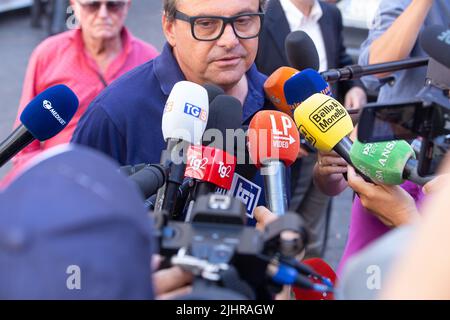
[72,0,131,40]
[163,0,261,90]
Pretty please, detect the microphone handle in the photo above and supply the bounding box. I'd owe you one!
[403,158,435,186]
[263,160,288,216]
[162,140,190,217]
[333,137,353,165]
[0,125,35,168]
[155,139,189,216]
[334,137,373,183]
[194,181,217,201]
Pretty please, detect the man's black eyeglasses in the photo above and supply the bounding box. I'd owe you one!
[174,10,265,41]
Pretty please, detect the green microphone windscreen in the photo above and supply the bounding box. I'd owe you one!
[350,140,415,185]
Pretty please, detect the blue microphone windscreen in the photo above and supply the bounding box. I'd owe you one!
[284,69,332,107]
[20,84,79,141]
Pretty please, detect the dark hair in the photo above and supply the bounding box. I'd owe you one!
[163,0,267,20]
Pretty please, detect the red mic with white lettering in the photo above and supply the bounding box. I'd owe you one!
[185,145,236,191]
[248,110,300,215]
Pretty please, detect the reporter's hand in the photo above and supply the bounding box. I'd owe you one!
[313,151,349,196]
[347,166,419,227]
[344,86,367,111]
[254,206,278,232]
[152,256,193,300]
[316,151,348,177]
[422,174,450,195]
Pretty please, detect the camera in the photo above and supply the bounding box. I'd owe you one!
[154,194,310,299]
[358,58,450,176]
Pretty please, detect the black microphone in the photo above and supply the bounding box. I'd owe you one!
[285,31,320,71]
[0,85,78,167]
[420,25,450,69]
[320,58,429,83]
[129,164,167,200]
[203,83,225,103]
[119,163,147,176]
[191,94,243,199]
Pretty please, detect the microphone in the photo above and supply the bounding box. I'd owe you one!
[292,258,337,300]
[248,111,300,215]
[203,83,225,103]
[128,164,167,199]
[155,81,209,216]
[196,94,243,198]
[0,84,78,167]
[420,25,450,69]
[293,93,354,165]
[185,145,236,193]
[350,139,434,186]
[320,58,429,83]
[264,66,299,115]
[285,31,320,71]
[119,163,147,176]
[284,68,333,111]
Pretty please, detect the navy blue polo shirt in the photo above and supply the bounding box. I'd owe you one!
[72,43,285,224]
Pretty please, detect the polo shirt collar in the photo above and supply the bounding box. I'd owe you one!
[154,43,187,96]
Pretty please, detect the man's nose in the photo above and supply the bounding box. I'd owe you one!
[217,23,239,49]
[97,3,109,18]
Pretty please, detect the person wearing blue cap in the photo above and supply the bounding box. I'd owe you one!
[0,144,191,299]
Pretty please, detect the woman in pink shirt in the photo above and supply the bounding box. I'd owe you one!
[6,0,158,180]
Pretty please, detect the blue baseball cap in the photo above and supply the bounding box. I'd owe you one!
[0,145,155,299]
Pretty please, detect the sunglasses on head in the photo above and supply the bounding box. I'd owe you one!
[76,0,128,13]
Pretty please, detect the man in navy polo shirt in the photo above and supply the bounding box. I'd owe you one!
[72,0,278,223]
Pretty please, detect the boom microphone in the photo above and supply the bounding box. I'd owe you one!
[0,85,78,167]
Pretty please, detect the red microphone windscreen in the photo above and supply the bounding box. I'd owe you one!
[248,110,300,168]
[293,258,337,300]
[184,145,236,190]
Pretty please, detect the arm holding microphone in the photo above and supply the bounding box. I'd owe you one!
[314,151,421,228]
[347,166,420,228]
[313,150,349,197]
[368,0,434,74]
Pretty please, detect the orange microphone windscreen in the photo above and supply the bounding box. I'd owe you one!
[264,67,299,116]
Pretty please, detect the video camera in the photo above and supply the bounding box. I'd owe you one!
[357,26,450,176]
[151,194,332,300]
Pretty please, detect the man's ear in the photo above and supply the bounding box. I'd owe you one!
[162,14,176,47]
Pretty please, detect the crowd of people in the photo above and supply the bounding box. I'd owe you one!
[0,0,449,300]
